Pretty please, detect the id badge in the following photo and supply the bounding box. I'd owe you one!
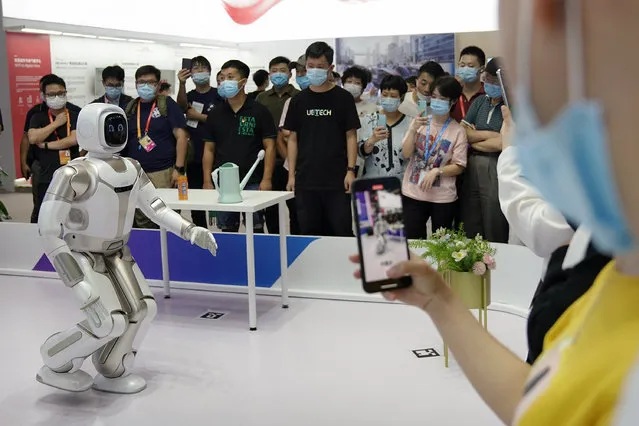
[139,135,156,152]
[59,150,71,165]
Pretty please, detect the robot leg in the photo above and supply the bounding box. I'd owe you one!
[37,252,128,392]
[91,245,157,394]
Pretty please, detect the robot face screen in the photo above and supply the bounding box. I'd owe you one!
[104,113,128,146]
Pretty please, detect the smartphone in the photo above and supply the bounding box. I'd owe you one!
[352,177,413,293]
[181,58,192,71]
[377,113,387,128]
[496,69,510,109]
[417,99,428,116]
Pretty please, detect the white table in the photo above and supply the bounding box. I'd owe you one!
[155,189,294,330]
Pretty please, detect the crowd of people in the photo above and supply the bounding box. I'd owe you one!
[20,41,512,243]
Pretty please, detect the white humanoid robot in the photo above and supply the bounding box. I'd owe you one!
[36,103,218,394]
[373,213,389,255]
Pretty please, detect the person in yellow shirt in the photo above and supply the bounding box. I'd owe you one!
[349,0,639,425]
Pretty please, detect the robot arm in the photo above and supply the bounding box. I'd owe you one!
[38,166,100,308]
[135,169,217,255]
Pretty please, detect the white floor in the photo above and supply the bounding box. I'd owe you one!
[361,234,408,282]
[0,275,528,426]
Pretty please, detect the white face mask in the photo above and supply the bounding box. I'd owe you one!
[344,83,362,98]
[46,95,67,110]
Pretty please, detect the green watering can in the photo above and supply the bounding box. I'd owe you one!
[211,149,265,204]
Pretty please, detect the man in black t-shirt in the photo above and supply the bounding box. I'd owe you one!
[283,41,360,237]
[27,76,80,222]
[90,65,134,109]
[202,59,277,233]
[177,55,223,228]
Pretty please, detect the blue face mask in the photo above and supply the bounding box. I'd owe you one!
[136,84,156,101]
[430,99,450,116]
[218,80,240,99]
[296,75,311,90]
[484,83,502,99]
[105,86,122,100]
[456,66,479,83]
[192,72,210,85]
[380,97,401,113]
[270,72,289,88]
[513,0,635,254]
[307,68,328,86]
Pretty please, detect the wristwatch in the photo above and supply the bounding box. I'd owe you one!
[347,166,357,174]
[174,165,186,175]
[437,168,444,176]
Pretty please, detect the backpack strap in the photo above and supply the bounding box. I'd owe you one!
[124,98,139,117]
[156,95,168,117]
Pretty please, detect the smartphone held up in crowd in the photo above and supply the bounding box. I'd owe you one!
[352,177,412,293]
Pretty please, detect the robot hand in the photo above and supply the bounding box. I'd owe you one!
[73,280,110,332]
[186,226,218,256]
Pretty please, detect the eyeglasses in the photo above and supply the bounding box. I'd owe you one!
[136,80,158,87]
[45,91,67,98]
[104,83,123,88]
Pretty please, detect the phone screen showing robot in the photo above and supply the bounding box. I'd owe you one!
[352,177,412,293]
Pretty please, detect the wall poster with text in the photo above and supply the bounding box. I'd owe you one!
[6,32,52,177]
[336,33,455,89]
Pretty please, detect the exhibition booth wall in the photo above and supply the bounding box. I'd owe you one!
[0,223,542,317]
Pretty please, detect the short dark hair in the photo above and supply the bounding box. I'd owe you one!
[191,56,211,72]
[159,82,171,93]
[405,76,417,86]
[252,69,269,86]
[44,75,67,91]
[485,56,503,77]
[342,66,371,88]
[39,74,59,92]
[380,75,408,97]
[269,56,290,69]
[102,65,125,82]
[135,65,161,81]
[221,60,250,79]
[460,45,487,66]
[305,41,334,65]
[432,75,463,100]
[418,61,445,80]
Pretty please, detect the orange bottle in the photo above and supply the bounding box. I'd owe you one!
[177,175,189,200]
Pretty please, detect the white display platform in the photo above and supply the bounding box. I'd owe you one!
[0,222,542,317]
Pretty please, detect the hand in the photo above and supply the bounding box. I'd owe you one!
[171,169,180,187]
[204,179,215,190]
[21,163,31,180]
[54,111,68,127]
[187,226,218,256]
[178,69,191,83]
[185,108,201,121]
[370,126,389,143]
[259,179,272,191]
[500,105,515,149]
[349,252,446,311]
[286,176,295,192]
[344,171,355,193]
[419,168,439,191]
[410,115,430,132]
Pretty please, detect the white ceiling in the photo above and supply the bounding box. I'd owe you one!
[2,0,499,44]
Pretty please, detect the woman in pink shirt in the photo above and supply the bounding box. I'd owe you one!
[402,76,468,238]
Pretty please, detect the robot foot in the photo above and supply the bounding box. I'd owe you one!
[92,374,147,394]
[36,366,94,392]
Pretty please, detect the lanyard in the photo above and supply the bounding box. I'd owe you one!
[424,116,451,161]
[48,109,71,141]
[137,100,156,139]
[459,95,466,117]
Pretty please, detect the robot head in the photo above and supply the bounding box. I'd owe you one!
[76,103,128,155]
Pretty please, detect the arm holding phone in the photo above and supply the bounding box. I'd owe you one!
[402,116,429,159]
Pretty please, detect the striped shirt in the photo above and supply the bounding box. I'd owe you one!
[462,95,504,132]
